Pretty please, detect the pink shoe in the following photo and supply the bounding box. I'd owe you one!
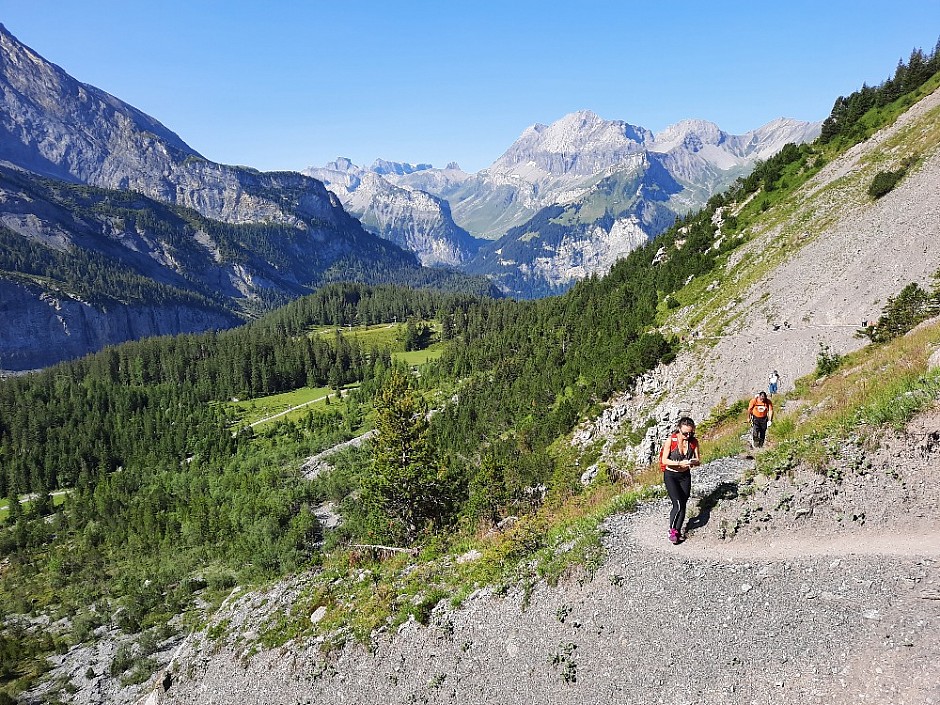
[669,528,679,544]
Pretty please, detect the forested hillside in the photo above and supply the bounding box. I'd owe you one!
[1,43,939,705]
[0,24,499,371]
[0,165,498,370]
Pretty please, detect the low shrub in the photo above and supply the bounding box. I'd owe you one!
[868,169,905,199]
[815,343,842,377]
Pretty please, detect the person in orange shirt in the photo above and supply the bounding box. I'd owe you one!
[747,391,774,448]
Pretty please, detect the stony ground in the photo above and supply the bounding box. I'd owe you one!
[642,85,940,423]
[148,413,940,705]
[28,411,940,705]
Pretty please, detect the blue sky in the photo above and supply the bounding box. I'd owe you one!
[2,1,938,173]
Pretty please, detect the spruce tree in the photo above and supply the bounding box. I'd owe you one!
[362,371,447,543]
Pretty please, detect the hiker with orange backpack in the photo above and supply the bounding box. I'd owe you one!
[659,416,700,544]
[748,391,774,448]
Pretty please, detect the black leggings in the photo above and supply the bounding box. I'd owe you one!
[664,471,691,532]
[752,418,768,447]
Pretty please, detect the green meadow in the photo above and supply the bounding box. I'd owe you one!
[227,385,341,429]
[0,491,68,523]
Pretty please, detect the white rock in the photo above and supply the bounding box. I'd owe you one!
[456,549,482,564]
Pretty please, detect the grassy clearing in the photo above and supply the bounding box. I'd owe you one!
[224,321,444,430]
[313,321,440,351]
[393,347,444,366]
[313,322,401,347]
[0,491,69,522]
[225,385,346,428]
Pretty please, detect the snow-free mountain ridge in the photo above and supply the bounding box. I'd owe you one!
[304,160,482,268]
[0,24,491,369]
[310,111,821,296]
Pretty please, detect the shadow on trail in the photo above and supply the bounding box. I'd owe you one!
[687,481,739,531]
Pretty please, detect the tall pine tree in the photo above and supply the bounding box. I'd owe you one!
[362,371,452,543]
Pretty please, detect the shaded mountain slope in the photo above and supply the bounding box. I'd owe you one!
[0,23,342,228]
[0,164,492,370]
[0,24,495,368]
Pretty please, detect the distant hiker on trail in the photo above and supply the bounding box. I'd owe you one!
[659,417,700,545]
[768,370,780,396]
[748,391,774,448]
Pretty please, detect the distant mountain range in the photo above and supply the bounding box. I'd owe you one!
[307,112,821,296]
[0,24,494,369]
[305,159,484,268]
[0,19,822,368]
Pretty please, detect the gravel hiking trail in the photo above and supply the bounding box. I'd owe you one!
[633,457,940,562]
[155,452,939,705]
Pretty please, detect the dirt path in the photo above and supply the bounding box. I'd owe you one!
[163,460,940,705]
[633,494,940,560]
[247,394,332,428]
[631,452,940,561]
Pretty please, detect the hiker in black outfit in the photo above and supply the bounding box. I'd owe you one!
[659,417,700,544]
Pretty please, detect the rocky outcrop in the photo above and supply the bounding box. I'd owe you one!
[0,276,237,370]
[304,161,482,267]
[468,211,655,298]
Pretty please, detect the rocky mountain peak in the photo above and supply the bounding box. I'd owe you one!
[0,23,198,181]
[325,157,360,173]
[489,110,654,179]
[370,159,433,176]
[652,119,726,153]
[303,159,481,268]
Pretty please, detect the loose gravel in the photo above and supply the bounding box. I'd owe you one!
[156,452,940,705]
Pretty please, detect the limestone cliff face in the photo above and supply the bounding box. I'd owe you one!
[304,162,482,267]
[464,153,681,297]
[0,277,238,370]
[0,24,356,233]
